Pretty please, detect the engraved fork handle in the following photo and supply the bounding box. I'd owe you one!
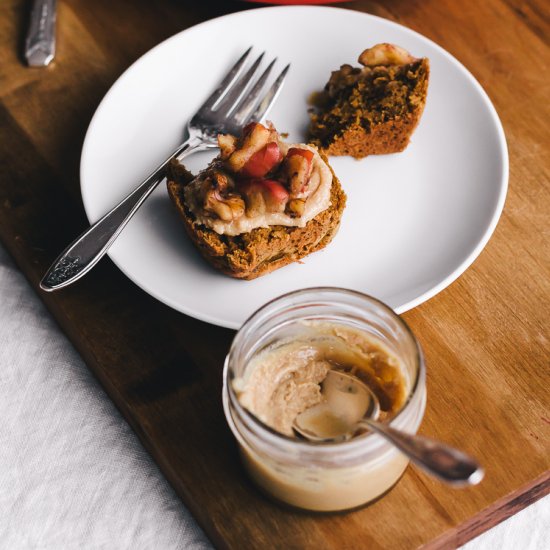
[40,137,205,291]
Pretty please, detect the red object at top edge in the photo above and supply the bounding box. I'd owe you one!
[244,1,349,4]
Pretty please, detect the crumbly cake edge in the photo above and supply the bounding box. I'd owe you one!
[166,152,347,280]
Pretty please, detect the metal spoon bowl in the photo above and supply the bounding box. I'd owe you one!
[293,370,484,487]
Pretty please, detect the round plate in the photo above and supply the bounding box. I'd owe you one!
[81,6,508,330]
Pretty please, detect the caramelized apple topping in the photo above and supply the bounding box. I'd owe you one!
[226,122,272,173]
[218,134,238,160]
[190,123,322,223]
[281,148,314,197]
[238,179,289,217]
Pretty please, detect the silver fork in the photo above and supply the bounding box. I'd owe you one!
[40,48,290,291]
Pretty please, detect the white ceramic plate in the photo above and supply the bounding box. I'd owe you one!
[81,6,508,330]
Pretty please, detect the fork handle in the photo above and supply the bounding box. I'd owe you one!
[40,136,204,291]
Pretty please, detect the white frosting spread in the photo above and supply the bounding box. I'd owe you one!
[184,144,332,236]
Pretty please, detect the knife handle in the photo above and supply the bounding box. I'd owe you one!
[25,0,57,67]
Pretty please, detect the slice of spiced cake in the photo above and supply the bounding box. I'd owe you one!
[167,122,346,280]
[308,44,430,159]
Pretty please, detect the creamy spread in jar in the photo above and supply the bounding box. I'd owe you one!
[233,323,408,437]
[223,289,426,512]
[183,123,332,236]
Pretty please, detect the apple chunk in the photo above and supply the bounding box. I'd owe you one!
[240,142,282,178]
[226,123,271,173]
[286,147,314,163]
[283,147,314,196]
[218,134,238,159]
[238,178,289,216]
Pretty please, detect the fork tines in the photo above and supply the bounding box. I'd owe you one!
[200,47,290,130]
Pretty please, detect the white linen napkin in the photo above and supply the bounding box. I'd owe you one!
[0,246,211,549]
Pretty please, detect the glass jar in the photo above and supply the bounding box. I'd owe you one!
[222,288,426,512]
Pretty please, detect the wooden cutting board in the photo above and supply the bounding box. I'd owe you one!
[1,0,548,548]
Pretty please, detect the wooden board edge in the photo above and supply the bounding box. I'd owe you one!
[420,470,550,550]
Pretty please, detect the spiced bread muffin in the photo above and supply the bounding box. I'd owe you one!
[167,122,346,280]
[308,44,430,159]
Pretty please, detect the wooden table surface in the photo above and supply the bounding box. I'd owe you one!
[1,1,549,548]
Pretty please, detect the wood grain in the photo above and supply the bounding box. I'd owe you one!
[1,0,549,548]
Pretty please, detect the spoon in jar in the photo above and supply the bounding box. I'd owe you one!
[292,370,484,487]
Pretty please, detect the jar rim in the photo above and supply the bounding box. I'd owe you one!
[225,287,425,453]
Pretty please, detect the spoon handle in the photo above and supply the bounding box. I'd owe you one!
[362,420,484,486]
